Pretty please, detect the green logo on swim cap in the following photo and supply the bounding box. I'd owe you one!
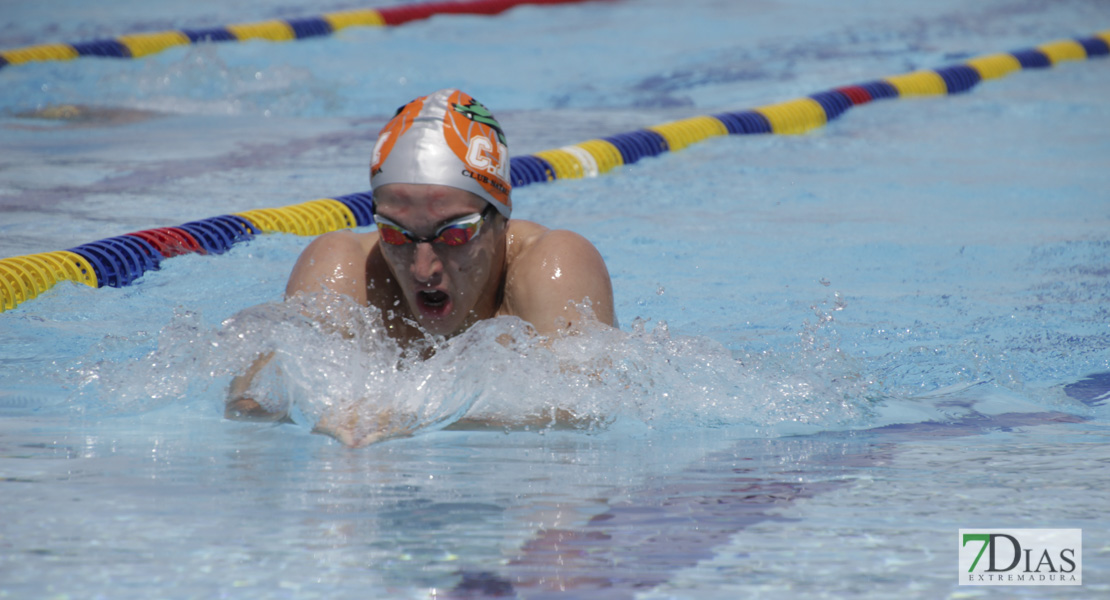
[452,99,507,146]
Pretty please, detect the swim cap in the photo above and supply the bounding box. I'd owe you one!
[370,89,512,218]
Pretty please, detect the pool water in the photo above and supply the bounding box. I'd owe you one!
[2,0,1109,598]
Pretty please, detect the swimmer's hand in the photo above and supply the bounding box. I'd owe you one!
[312,405,604,447]
[225,396,291,423]
[312,405,413,448]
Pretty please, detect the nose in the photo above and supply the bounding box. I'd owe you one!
[409,241,442,284]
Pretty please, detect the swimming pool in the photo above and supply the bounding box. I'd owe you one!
[2,0,1109,597]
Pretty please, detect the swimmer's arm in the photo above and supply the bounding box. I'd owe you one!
[225,351,288,421]
[225,232,372,421]
[506,229,617,336]
[450,408,595,431]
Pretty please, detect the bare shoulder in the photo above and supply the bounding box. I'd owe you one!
[502,220,616,333]
[300,229,376,256]
[513,226,607,276]
[286,230,378,300]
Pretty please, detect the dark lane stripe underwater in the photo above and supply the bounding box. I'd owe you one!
[454,402,1098,598]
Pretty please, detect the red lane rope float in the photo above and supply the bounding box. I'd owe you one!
[126,227,204,257]
[0,0,594,69]
[2,32,1107,312]
[1,195,373,312]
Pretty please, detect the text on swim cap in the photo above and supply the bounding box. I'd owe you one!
[461,169,510,198]
[465,135,510,183]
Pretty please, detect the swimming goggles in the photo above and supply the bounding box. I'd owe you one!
[374,205,493,246]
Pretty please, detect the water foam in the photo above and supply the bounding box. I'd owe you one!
[68,289,922,445]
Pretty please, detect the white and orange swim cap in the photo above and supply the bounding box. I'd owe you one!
[370,89,512,218]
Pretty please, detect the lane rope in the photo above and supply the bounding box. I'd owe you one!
[2,30,1107,312]
[0,0,593,69]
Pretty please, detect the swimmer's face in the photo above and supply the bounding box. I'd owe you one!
[373,183,506,337]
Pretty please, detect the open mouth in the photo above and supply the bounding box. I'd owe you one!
[417,290,451,316]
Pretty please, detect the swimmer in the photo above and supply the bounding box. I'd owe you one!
[226,89,616,444]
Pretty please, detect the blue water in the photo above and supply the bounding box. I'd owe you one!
[2,0,1109,598]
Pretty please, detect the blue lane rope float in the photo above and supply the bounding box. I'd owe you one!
[1,194,374,311]
[0,0,594,70]
[1,31,1107,312]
